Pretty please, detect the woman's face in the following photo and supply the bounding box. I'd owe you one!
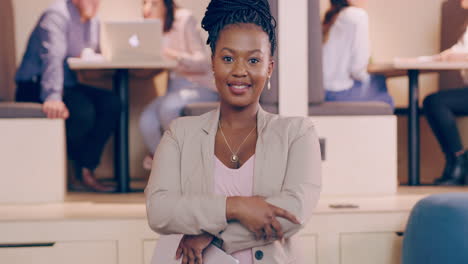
[348,0,368,9]
[142,0,166,19]
[461,0,468,9]
[212,24,274,108]
[74,0,100,22]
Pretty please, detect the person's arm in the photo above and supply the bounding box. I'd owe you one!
[219,122,322,254]
[145,119,228,236]
[166,15,211,74]
[349,10,370,82]
[37,11,68,102]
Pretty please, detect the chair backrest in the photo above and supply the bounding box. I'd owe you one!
[439,0,468,90]
[308,0,325,105]
[402,193,468,264]
[0,0,17,101]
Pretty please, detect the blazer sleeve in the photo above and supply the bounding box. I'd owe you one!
[219,123,322,254]
[145,119,228,236]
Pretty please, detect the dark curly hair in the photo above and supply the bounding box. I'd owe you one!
[201,0,277,56]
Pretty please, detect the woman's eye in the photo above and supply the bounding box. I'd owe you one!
[223,56,233,63]
[249,58,260,64]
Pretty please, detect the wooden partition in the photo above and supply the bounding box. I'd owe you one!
[0,0,17,101]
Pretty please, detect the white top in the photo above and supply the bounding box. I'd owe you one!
[451,25,468,53]
[322,7,370,92]
[214,155,255,264]
[163,9,215,90]
[450,25,468,83]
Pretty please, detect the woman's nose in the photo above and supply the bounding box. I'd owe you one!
[232,61,247,77]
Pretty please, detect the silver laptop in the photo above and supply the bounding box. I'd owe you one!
[101,20,163,62]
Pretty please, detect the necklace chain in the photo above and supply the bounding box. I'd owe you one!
[218,121,257,163]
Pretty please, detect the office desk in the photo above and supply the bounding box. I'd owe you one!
[379,59,468,186]
[68,58,177,193]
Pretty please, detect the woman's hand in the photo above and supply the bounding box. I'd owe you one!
[175,233,214,264]
[434,49,468,62]
[163,48,180,61]
[227,196,300,241]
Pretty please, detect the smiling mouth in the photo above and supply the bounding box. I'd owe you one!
[228,83,252,90]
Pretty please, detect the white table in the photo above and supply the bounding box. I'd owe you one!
[68,58,177,193]
[392,59,468,186]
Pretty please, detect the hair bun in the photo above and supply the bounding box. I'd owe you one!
[201,0,277,56]
[202,0,274,32]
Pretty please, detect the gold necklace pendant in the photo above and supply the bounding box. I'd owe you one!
[218,121,256,166]
[230,154,239,163]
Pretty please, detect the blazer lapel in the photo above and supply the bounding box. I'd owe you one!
[201,109,220,194]
[253,107,268,196]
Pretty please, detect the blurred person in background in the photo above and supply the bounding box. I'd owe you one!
[15,0,119,192]
[139,0,218,170]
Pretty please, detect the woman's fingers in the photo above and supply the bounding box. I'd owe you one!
[254,229,263,240]
[263,224,274,240]
[271,218,284,240]
[182,248,189,264]
[195,249,203,264]
[187,249,196,264]
[272,205,300,224]
[175,245,183,260]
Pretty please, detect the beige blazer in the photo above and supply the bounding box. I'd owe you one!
[145,107,322,264]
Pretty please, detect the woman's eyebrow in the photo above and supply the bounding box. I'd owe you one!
[221,47,264,54]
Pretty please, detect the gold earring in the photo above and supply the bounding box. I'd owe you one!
[267,78,271,90]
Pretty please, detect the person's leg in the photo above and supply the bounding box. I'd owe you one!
[158,86,219,131]
[325,75,394,108]
[63,87,96,162]
[366,74,394,108]
[139,97,164,154]
[325,82,364,102]
[423,88,468,185]
[64,85,119,192]
[73,84,120,171]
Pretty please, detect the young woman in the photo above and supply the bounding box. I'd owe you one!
[322,0,394,107]
[423,0,468,185]
[139,0,218,169]
[145,0,322,263]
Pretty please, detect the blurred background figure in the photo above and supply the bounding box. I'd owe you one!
[139,0,218,170]
[15,0,119,192]
[423,0,468,186]
[322,0,394,107]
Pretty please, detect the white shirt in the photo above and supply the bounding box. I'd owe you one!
[322,7,370,92]
[450,25,468,84]
[162,9,215,90]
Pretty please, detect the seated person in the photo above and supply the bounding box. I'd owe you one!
[139,0,218,169]
[423,0,468,185]
[322,0,394,107]
[15,0,119,192]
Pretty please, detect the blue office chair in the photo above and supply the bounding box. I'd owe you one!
[402,193,468,264]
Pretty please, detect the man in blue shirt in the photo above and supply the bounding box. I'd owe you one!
[15,0,119,192]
